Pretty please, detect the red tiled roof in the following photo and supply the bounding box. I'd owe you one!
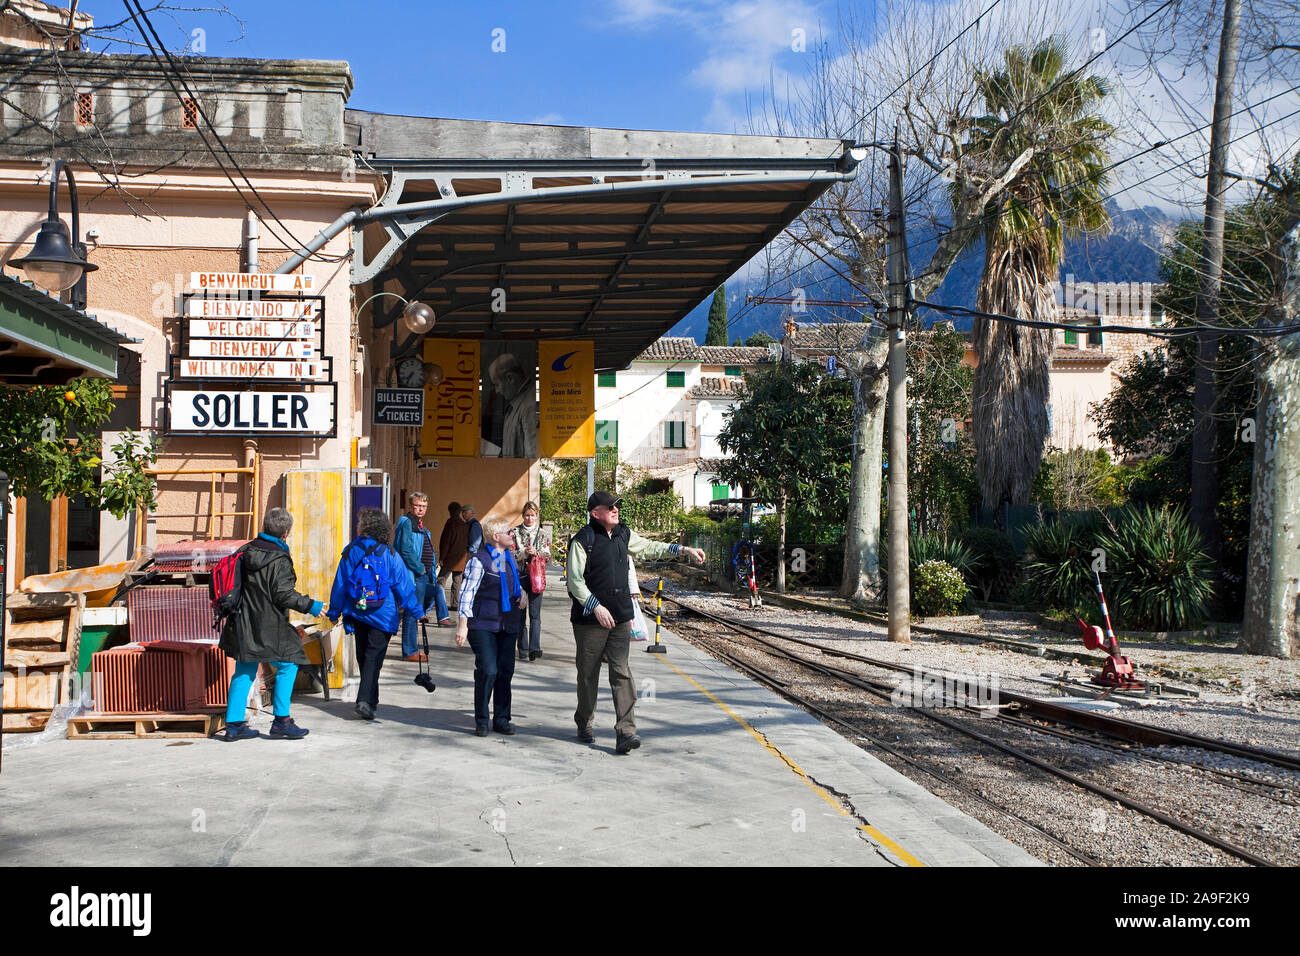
[688,376,743,399]
[697,345,770,365]
[633,337,699,362]
[784,321,875,352]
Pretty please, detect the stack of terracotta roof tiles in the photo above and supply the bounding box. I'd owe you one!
[91,542,250,715]
[91,642,234,713]
[152,538,249,574]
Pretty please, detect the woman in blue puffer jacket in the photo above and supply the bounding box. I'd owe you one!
[326,508,424,720]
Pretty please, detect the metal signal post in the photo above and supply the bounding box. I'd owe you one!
[647,578,666,654]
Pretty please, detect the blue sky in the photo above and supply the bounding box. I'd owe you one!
[99,0,837,135]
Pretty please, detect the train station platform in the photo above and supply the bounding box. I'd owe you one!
[0,572,1039,867]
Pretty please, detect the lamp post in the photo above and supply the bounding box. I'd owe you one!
[11,160,98,311]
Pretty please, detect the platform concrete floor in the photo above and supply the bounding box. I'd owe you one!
[0,574,1040,867]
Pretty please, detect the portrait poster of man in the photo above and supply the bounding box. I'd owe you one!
[480,341,539,458]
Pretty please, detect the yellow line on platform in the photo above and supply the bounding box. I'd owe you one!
[654,655,926,867]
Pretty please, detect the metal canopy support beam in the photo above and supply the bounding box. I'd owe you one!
[342,168,854,284]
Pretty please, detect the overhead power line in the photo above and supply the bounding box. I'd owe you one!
[913,299,1300,340]
[122,0,347,264]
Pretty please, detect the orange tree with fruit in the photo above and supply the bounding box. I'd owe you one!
[0,377,156,517]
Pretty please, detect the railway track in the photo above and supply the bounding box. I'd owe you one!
[647,586,1294,868]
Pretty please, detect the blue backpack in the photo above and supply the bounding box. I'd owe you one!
[346,541,392,612]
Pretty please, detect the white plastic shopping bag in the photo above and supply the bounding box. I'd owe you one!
[628,558,649,641]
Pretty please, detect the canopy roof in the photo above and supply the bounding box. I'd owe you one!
[0,273,132,385]
[347,112,858,370]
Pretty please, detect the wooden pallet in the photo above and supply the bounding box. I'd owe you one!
[67,711,225,740]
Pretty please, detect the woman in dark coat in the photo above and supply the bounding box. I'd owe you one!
[220,507,324,741]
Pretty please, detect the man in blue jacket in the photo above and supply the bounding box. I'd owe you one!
[326,508,425,720]
[394,492,451,662]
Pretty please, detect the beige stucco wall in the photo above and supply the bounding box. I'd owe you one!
[1,161,380,565]
[1047,364,1113,450]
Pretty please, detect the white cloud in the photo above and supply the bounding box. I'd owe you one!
[531,112,566,125]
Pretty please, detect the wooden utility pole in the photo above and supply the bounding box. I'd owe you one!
[1189,0,1241,567]
[886,137,910,643]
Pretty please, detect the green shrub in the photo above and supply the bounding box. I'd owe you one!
[1021,513,1104,611]
[957,526,1019,601]
[912,560,970,617]
[1095,505,1213,630]
[883,532,974,577]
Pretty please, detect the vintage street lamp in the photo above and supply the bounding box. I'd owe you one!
[11,160,98,310]
[353,291,440,384]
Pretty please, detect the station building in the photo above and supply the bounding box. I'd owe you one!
[0,2,859,647]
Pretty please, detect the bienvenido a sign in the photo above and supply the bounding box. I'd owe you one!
[187,319,318,339]
[184,298,318,318]
[179,358,328,380]
[170,389,334,434]
[188,272,315,293]
[188,339,316,360]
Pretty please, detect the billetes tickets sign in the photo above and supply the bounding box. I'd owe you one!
[373,388,424,426]
[420,339,480,457]
[538,340,594,458]
[188,272,315,293]
[168,388,335,435]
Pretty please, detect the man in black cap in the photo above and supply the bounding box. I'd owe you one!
[566,490,705,753]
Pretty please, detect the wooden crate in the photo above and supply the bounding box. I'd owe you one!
[2,710,52,733]
[67,710,225,740]
[3,592,82,729]
[2,665,66,710]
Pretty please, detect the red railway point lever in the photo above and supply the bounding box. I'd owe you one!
[1078,570,1144,690]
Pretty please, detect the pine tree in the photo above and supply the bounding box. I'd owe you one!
[705,286,728,346]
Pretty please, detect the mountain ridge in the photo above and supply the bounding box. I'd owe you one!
[668,203,1178,343]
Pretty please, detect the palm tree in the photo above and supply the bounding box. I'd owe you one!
[959,37,1114,514]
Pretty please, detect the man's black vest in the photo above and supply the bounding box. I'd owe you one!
[569,518,635,625]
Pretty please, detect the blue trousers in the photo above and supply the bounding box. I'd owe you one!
[467,629,515,727]
[401,570,449,656]
[226,660,298,722]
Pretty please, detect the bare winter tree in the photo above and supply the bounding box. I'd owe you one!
[1118,0,1300,573]
[0,0,244,217]
[1240,159,1300,658]
[751,0,1089,606]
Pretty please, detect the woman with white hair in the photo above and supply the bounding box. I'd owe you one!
[454,515,525,736]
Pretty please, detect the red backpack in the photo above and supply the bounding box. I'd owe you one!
[209,549,246,635]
